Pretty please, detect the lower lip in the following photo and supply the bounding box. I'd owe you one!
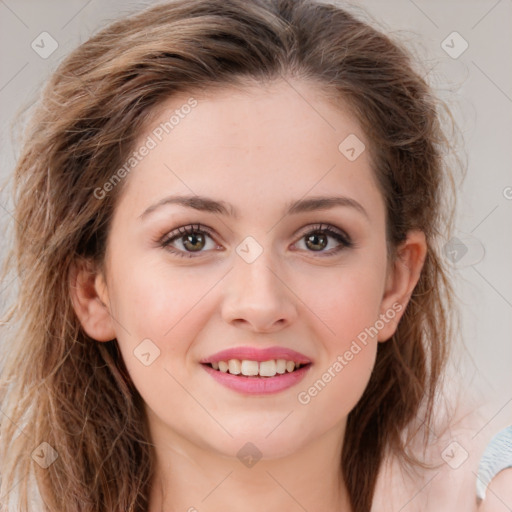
[201,363,312,395]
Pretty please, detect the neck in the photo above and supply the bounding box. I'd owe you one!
[147,417,352,512]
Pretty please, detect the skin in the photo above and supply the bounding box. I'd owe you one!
[478,469,512,512]
[70,78,426,512]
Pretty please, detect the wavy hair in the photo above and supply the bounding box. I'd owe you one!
[0,0,459,510]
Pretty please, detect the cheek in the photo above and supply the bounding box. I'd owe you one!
[108,262,218,372]
[298,343,377,433]
[293,260,385,421]
[111,257,212,333]
[297,283,380,429]
[297,259,386,343]
[108,267,209,423]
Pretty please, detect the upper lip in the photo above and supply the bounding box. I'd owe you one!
[200,346,312,365]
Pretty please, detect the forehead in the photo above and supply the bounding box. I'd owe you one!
[143,79,364,154]
[117,79,383,221]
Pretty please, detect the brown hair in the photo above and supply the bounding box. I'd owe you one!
[0,0,458,510]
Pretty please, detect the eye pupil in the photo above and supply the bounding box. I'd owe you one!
[183,232,205,251]
[306,232,327,251]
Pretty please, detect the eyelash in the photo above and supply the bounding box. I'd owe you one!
[158,222,353,259]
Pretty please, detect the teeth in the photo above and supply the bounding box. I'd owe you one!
[228,359,241,375]
[209,359,305,377]
[276,359,287,374]
[259,360,277,377]
[241,360,259,376]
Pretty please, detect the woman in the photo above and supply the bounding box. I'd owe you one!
[1,0,497,510]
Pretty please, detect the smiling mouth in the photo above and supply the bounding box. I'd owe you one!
[202,359,311,378]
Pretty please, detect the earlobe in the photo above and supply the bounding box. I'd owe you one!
[69,258,116,342]
[377,230,427,342]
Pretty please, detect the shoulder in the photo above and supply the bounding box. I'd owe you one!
[476,426,512,512]
[372,438,481,512]
[477,468,512,511]
[372,389,489,511]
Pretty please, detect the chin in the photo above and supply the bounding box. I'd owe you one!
[206,428,310,462]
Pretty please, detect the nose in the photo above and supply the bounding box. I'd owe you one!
[221,249,298,333]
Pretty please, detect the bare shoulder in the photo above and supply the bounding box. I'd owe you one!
[372,391,489,511]
[372,437,481,512]
[477,468,512,512]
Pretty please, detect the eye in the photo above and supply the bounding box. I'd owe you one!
[159,223,220,258]
[293,223,353,256]
[158,222,353,259]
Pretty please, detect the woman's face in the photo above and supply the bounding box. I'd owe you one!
[89,79,413,459]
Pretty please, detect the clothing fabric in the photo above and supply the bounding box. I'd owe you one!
[476,425,512,501]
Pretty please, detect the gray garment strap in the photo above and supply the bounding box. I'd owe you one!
[476,426,512,501]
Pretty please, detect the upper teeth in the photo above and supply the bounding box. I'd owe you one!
[211,359,301,377]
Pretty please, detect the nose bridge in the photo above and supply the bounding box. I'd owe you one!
[222,236,297,329]
[233,239,282,300]
[238,248,277,292]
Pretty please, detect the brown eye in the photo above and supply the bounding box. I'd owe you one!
[160,224,218,258]
[305,232,329,251]
[181,231,206,252]
[295,224,353,256]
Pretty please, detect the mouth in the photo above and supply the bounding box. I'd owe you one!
[200,358,313,395]
[200,346,313,394]
[201,359,312,378]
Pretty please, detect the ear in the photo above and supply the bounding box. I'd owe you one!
[69,258,116,342]
[377,230,427,342]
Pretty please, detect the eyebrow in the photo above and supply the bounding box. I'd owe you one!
[138,194,369,221]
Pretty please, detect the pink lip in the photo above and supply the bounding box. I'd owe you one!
[200,346,312,364]
[201,363,312,395]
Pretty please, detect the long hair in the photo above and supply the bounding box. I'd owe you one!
[0,1,458,510]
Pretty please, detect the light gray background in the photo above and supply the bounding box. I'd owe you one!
[1,1,511,432]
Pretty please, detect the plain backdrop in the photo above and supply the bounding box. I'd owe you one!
[1,0,511,439]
